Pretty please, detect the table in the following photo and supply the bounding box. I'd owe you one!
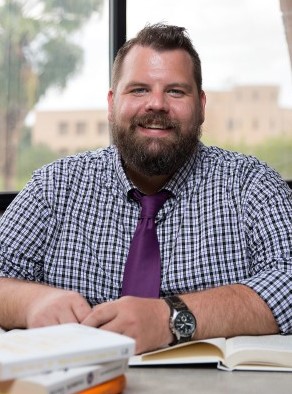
[124,366,292,393]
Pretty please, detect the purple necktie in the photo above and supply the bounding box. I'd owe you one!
[121,189,170,298]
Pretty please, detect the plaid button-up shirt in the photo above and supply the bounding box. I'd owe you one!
[1,143,291,333]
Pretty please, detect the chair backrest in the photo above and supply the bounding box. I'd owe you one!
[0,180,292,216]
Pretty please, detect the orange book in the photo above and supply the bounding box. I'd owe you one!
[77,375,126,394]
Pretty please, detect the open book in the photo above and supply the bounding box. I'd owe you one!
[130,334,292,371]
[0,323,135,380]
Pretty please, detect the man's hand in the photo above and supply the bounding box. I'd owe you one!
[81,296,173,354]
[0,278,92,329]
[81,285,279,355]
[26,287,92,328]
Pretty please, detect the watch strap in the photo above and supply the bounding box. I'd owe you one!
[165,295,188,312]
[164,295,196,346]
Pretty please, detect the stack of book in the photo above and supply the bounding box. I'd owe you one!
[0,323,136,394]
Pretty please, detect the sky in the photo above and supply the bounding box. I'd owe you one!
[36,0,292,111]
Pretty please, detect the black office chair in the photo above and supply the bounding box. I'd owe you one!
[0,180,292,216]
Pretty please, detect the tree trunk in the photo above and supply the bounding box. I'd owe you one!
[2,108,26,191]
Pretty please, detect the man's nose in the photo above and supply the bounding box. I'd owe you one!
[145,92,169,112]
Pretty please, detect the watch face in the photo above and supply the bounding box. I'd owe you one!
[174,311,196,337]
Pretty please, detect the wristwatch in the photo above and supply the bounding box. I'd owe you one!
[164,295,197,346]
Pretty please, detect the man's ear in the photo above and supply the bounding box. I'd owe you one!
[199,90,206,125]
[107,89,114,122]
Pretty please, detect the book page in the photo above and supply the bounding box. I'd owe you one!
[0,324,135,380]
[0,324,134,361]
[218,362,292,372]
[129,338,226,366]
[225,335,292,369]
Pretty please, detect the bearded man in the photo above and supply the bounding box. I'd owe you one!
[0,24,291,354]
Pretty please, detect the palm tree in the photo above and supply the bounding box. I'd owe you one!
[0,0,103,190]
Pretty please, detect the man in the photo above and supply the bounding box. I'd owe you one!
[0,24,291,354]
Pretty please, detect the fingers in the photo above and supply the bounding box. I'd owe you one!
[26,288,92,328]
[82,297,170,354]
[57,305,86,325]
[81,301,118,328]
[70,296,92,323]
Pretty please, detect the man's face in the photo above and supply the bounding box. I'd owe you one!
[108,45,206,176]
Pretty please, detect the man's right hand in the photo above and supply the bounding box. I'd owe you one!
[0,278,92,329]
[26,287,92,328]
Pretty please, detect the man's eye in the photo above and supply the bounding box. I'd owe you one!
[168,89,185,97]
[131,88,147,95]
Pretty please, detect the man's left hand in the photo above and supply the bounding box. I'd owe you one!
[81,296,172,354]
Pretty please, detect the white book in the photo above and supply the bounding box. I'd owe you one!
[0,360,127,394]
[0,323,135,380]
[130,334,292,372]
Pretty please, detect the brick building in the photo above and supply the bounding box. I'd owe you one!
[32,85,292,155]
[32,109,110,155]
[203,85,292,145]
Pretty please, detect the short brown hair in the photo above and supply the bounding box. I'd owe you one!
[111,23,202,93]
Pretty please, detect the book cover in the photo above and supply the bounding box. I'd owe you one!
[78,375,126,394]
[129,334,292,371]
[0,324,135,380]
[0,360,127,394]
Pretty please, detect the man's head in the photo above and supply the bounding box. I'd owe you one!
[111,23,203,94]
[108,24,206,183]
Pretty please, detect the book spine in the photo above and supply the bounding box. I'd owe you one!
[78,375,126,394]
[1,345,132,380]
[46,362,127,394]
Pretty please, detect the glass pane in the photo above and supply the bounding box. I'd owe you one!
[0,0,109,192]
[127,0,292,180]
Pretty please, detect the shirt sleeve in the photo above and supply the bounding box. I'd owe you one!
[0,170,52,281]
[240,168,292,335]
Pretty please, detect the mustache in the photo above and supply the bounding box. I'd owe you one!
[129,113,180,130]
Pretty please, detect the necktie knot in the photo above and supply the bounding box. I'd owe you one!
[132,189,170,219]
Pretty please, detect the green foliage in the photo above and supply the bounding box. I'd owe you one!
[0,0,103,108]
[202,135,292,180]
[44,0,102,29]
[16,144,60,189]
[19,125,32,149]
[38,37,83,96]
[0,0,103,190]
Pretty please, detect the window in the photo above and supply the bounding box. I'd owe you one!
[227,119,235,131]
[1,0,291,199]
[0,0,109,192]
[58,122,68,135]
[97,122,108,136]
[76,122,87,135]
[127,0,292,180]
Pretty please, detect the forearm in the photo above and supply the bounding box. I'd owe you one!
[180,284,279,340]
[80,284,279,355]
[0,278,48,329]
[0,277,92,330]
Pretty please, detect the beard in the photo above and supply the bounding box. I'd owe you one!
[111,112,202,177]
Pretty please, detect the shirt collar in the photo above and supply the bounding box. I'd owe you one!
[113,146,134,198]
[163,142,204,198]
[109,143,204,199]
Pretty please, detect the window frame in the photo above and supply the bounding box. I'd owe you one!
[0,0,126,212]
[1,0,292,213]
